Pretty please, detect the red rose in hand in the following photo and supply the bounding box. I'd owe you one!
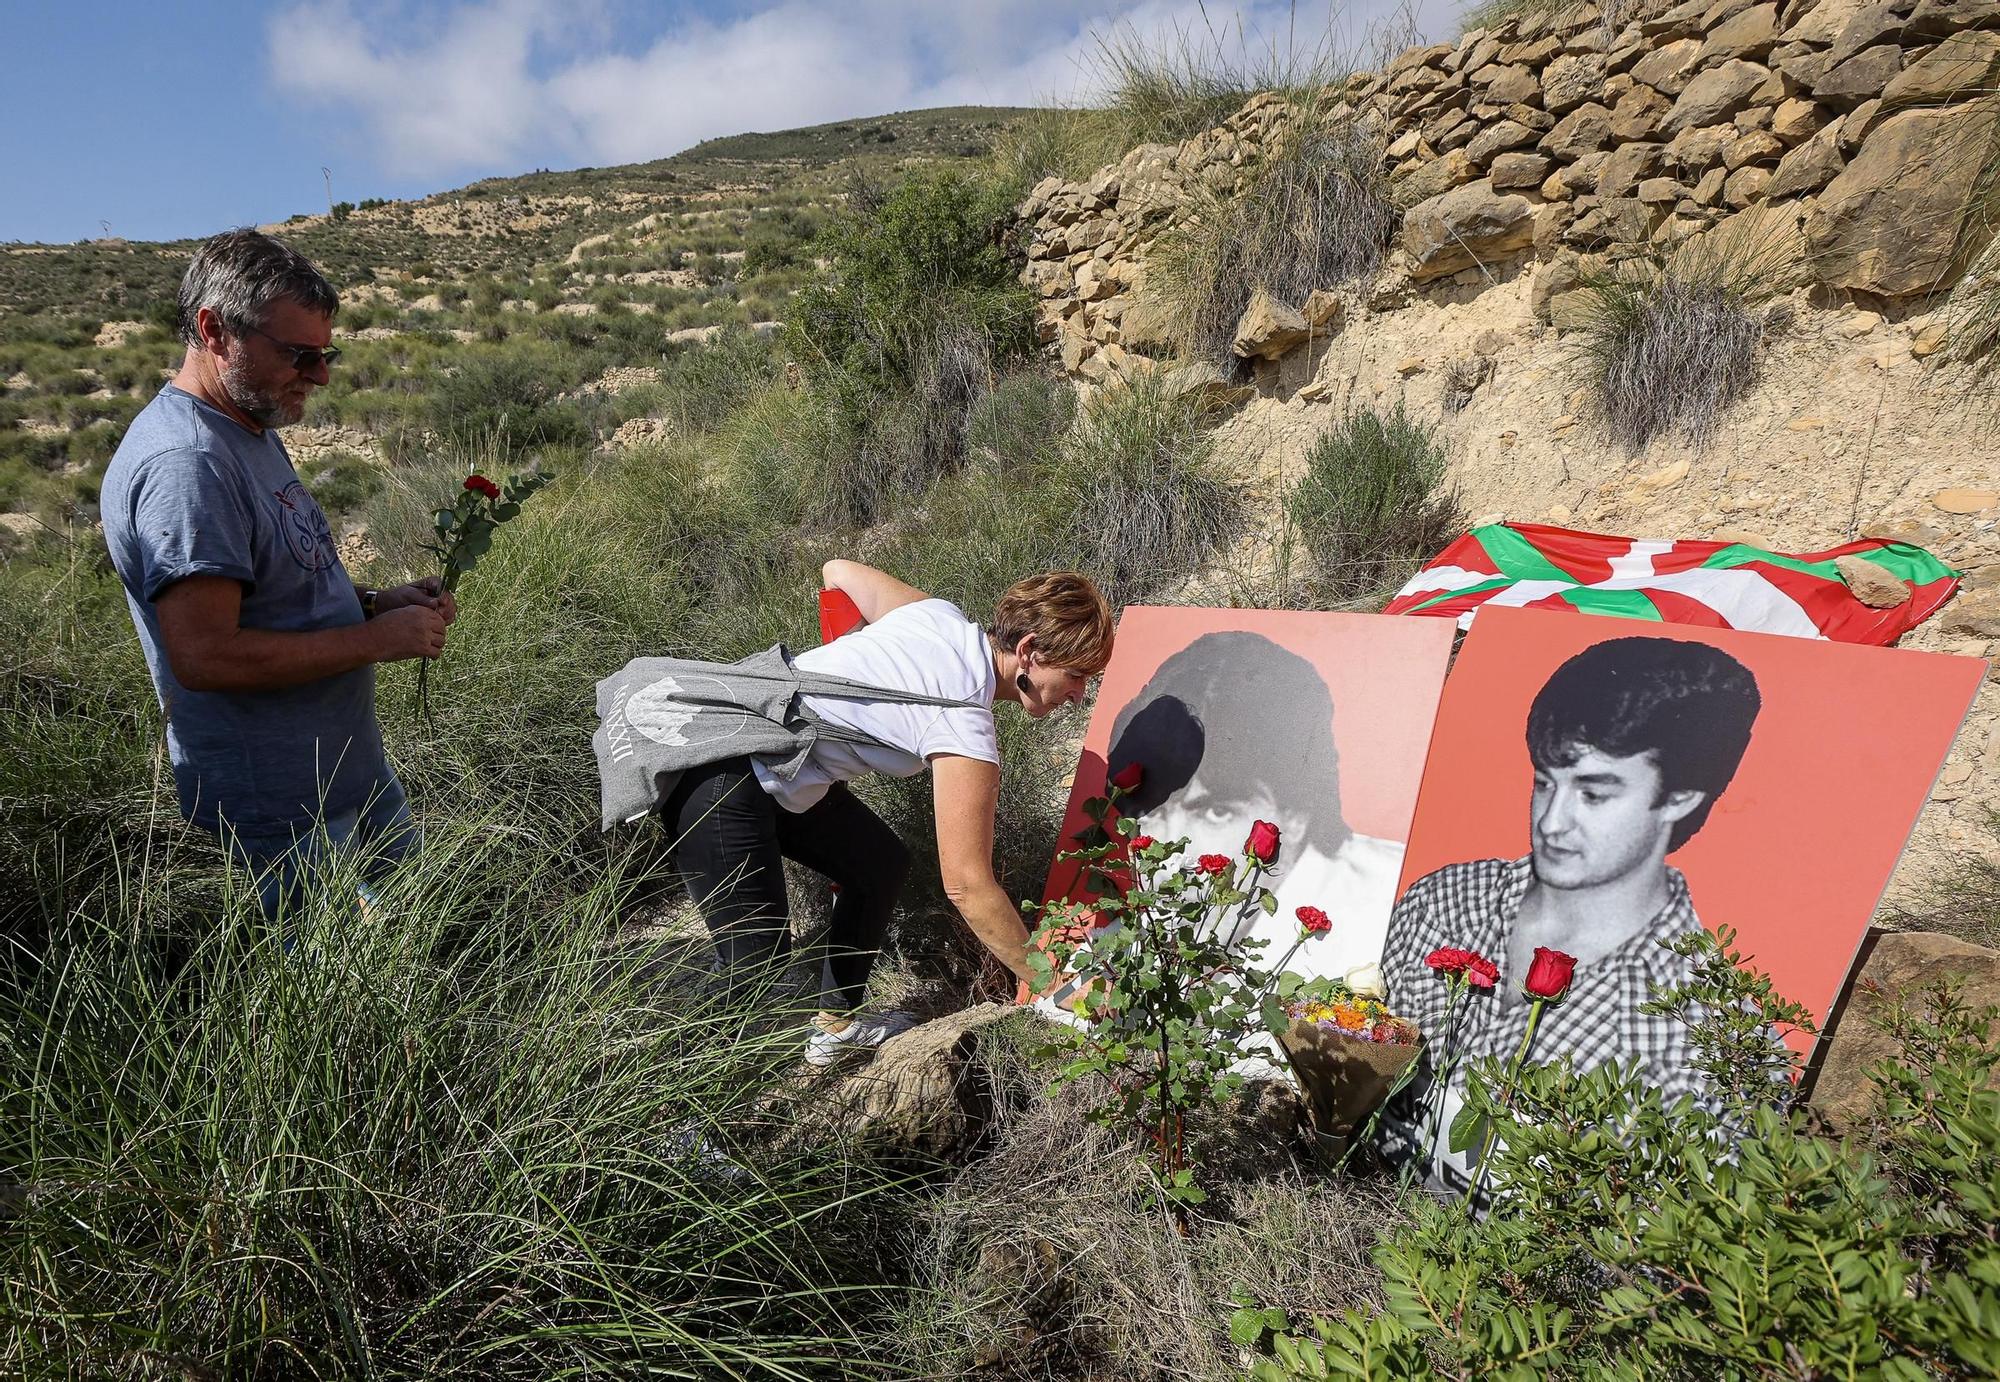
[1196,854,1230,876]
[1466,954,1500,990]
[464,474,501,500]
[1296,905,1331,935]
[1425,946,1473,975]
[1130,834,1156,852]
[1522,946,1576,1001]
[1246,819,1281,864]
[1110,762,1144,793]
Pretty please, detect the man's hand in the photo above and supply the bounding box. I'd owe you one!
[376,576,457,624]
[369,604,448,662]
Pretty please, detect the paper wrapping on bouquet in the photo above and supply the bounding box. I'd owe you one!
[1275,1019,1422,1151]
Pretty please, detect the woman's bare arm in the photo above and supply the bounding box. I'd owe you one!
[822,559,930,625]
[930,753,1033,984]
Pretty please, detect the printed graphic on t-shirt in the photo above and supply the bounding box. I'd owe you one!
[272,480,336,572]
[627,674,749,749]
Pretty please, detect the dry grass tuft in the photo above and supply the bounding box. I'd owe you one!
[1569,221,1797,454]
[882,1069,1406,1380]
[1148,107,1395,370]
[1287,404,1463,605]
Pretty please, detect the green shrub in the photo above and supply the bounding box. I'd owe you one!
[1053,372,1235,605]
[1285,405,1461,604]
[307,449,386,515]
[1150,108,1395,369]
[423,346,592,457]
[1570,224,1792,453]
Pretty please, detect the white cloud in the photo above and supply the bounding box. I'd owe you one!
[269,0,1454,181]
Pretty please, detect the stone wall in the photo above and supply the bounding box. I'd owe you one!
[1020,0,2000,387]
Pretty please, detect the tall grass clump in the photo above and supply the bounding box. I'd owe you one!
[0,820,901,1379]
[1287,405,1462,604]
[1149,109,1395,368]
[1941,114,2000,392]
[991,107,1131,191]
[1569,223,1793,454]
[1055,373,1236,605]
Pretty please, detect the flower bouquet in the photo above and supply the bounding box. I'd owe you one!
[1273,979,1423,1162]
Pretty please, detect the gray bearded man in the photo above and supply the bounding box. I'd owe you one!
[101,229,454,919]
[1380,635,1763,1193]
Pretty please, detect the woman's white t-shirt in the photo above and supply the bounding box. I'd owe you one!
[750,598,999,812]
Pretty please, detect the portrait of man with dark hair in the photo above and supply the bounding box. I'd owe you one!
[1106,630,1405,984]
[1380,634,1763,1190]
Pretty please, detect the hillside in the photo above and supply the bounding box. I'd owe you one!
[0,104,1025,528]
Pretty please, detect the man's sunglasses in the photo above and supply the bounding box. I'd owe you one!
[243,325,342,372]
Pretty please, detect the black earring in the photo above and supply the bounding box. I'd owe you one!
[1015,672,1033,693]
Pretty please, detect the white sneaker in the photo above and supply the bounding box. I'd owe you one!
[804,1010,919,1067]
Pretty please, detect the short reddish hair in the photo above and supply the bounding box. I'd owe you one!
[991,572,1115,674]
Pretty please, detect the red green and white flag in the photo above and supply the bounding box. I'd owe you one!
[1383,523,1961,645]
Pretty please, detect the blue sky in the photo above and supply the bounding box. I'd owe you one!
[3,0,1453,246]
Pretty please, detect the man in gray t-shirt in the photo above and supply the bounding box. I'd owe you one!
[101,229,453,916]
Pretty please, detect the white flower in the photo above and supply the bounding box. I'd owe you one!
[1343,962,1386,999]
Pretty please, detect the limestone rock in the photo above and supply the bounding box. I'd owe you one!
[1541,102,1616,158]
[1542,53,1607,114]
[1808,100,2000,297]
[1402,180,1539,281]
[1767,117,1847,198]
[1943,589,2000,636]
[1813,44,1905,108]
[1881,31,2000,110]
[1724,166,1772,205]
[1490,151,1555,188]
[1632,37,1706,94]
[1302,289,1344,330]
[1117,298,1175,351]
[1835,553,1914,607]
[1465,118,1540,164]
[1935,487,2000,514]
[1666,123,1740,173]
[1611,85,1674,141]
[1828,3,1905,63]
[1231,288,1311,360]
[1770,96,1826,143]
[1599,142,1667,197]
[1907,0,2000,36]
[1393,148,1481,204]
[1529,253,1597,327]
[1662,60,1773,135]
[1726,130,1786,169]
[1161,361,1255,408]
[1780,0,1876,45]
[1639,176,1689,204]
[1807,932,2000,1132]
[1480,63,1543,104]
[1697,3,1781,66]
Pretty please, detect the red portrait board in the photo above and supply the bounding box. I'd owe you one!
[1042,607,1457,983]
[1395,605,1987,1060]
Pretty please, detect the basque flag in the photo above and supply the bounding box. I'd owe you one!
[1383,523,1961,645]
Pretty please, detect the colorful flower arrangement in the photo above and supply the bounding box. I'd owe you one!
[1289,987,1421,1047]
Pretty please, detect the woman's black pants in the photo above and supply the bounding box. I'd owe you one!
[660,755,911,1013]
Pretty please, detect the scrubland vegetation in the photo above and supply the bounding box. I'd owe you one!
[5,29,2000,1380]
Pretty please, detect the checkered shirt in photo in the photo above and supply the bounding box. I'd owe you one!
[1377,856,1707,1191]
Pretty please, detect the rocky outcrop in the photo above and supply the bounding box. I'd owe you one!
[1020,0,2000,388]
[1807,931,2000,1132]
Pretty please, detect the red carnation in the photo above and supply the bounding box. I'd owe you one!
[1522,946,1576,1001]
[1130,834,1156,852]
[1196,854,1230,876]
[1110,761,1144,793]
[1425,946,1474,975]
[1466,955,1500,990]
[1296,905,1331,935]
[464,473,501,499]
[1245,819,1281,864]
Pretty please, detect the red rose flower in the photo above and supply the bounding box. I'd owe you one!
[1110,762,1144,793]
[1466,955,1500,990]
[1245,819,1281,864]
[1296,905,1331,935]
[1425,946,1473,975]
[1522,946,1576,1001]
[464,474,501,499]
[1130,834,1156,852]
[1196,854,1230,876]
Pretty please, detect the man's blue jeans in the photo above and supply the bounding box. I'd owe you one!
[226,775,420,922]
